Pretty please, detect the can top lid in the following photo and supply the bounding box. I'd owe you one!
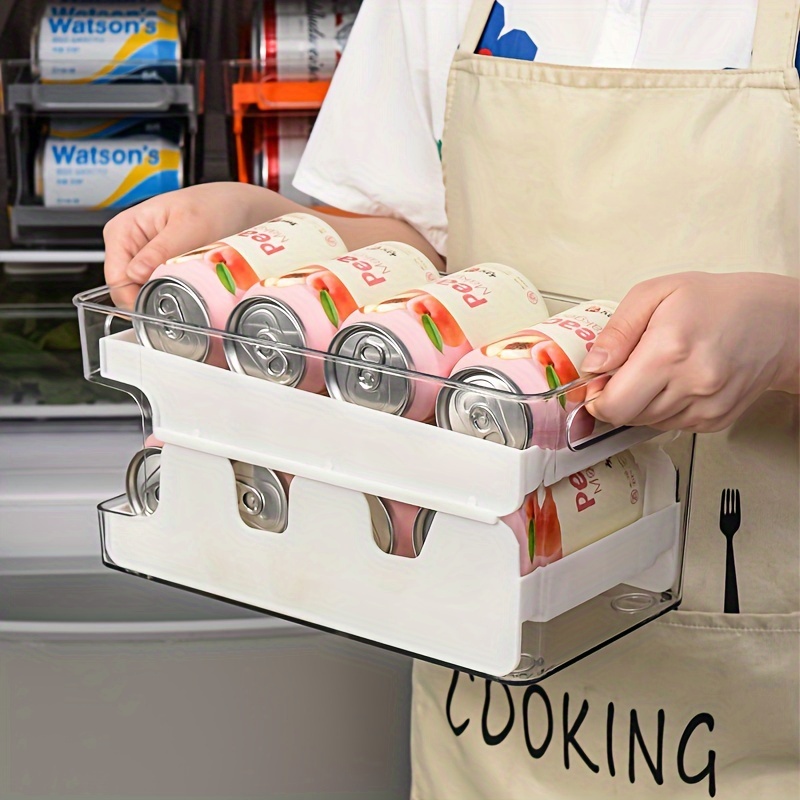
[436,367,532,450]
[325,323,413,416]
[224,296,307,386]
[412,507,436,557]
[125,447,162,516]
[365,495,394,554]
[134,277,211,362]
[233,461,289,533]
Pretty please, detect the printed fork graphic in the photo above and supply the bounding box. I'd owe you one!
[719,488,741,614]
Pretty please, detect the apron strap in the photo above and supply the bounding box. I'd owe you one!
[750,0,800,70]
[459,0,496,54]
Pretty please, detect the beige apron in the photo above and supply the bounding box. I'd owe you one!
[411,1,800,798]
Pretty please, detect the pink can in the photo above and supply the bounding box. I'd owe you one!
[134,213,347,365]
[324,263,549,421]
[436,300,617,449]
[224,242,438,391]
[413,451,643,576]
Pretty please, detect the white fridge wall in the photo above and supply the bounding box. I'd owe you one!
[0,421,143,564]
[0,633,412,799]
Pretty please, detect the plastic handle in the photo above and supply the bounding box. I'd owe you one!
[31,85,175,112]
[565,400,631,452]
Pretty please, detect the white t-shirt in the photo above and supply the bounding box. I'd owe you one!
[294,0,759,256]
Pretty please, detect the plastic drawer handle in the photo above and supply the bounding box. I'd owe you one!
[565,400,630,452]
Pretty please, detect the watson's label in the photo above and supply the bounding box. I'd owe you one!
[420,263,545,349]
[39,135,181,208]
[35,2,182,84]
[166,213,347,293]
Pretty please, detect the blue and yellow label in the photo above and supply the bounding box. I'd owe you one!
[38,3,182,84]
[42,137,182,209]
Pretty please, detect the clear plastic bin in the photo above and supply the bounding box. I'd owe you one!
[75,284,694,683]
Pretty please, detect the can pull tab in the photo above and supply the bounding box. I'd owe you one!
[237,478,267,517]
[235,477,285,532]
[253,326,291,379]
[355,339,388,393]
[468,402,506,444]
[155,292,187,341]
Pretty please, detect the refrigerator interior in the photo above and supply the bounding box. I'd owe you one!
[0,3,414,798]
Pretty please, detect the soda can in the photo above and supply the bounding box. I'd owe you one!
[47,115,185,145]
[366,495,419,558]
[125,447,293,532]
[35,135,183,209]
[251,116,316,206]
[412,451,644,575]
[251,0,360,80]
[134,213,347,365]
[125,445,162,515]
[224,242,438,391]
[234,462,293,532]
[33,2,184,84]
[436,301,617,449]
[324,263,549,421]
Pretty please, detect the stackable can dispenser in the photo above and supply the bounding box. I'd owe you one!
[75,285,693,682]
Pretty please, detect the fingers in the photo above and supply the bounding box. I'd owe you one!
[587,334,671,425]
[581,276,679,373]
[108,283,140,311]
[126,232,178,282]
[103,210,147,288]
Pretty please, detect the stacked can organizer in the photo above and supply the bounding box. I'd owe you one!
[226,1,361,205]
[2,0,203,246]
[74,222,693,681]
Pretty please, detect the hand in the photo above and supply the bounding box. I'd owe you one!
[580,272,800,433]
[103,183,300,308]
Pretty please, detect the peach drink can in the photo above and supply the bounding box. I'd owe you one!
[224,242,437,391]
[436,300,617,449]
[324,263,549,420]
[134,213,346,364]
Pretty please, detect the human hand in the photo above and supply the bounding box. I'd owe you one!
[580,272,800,433]
[103,183,294,308]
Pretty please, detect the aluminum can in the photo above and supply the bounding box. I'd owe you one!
[35,135,182,209]
[251,116,316,205]
[125,445,162,515]
[436,301,617,450]
[251,0,360,80]
[134,213,347,365]
[125,447,293,532]
[47,115,185,144]
[33,2,183,84]
[325,263,549,421]
[234,462,293,532]
[412,451,644,575]
[224,242,437,391]
[366,496,419,558]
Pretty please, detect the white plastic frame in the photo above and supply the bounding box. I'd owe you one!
[76,285,693,681]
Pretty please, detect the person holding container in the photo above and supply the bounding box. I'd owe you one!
[104,0,799,796]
